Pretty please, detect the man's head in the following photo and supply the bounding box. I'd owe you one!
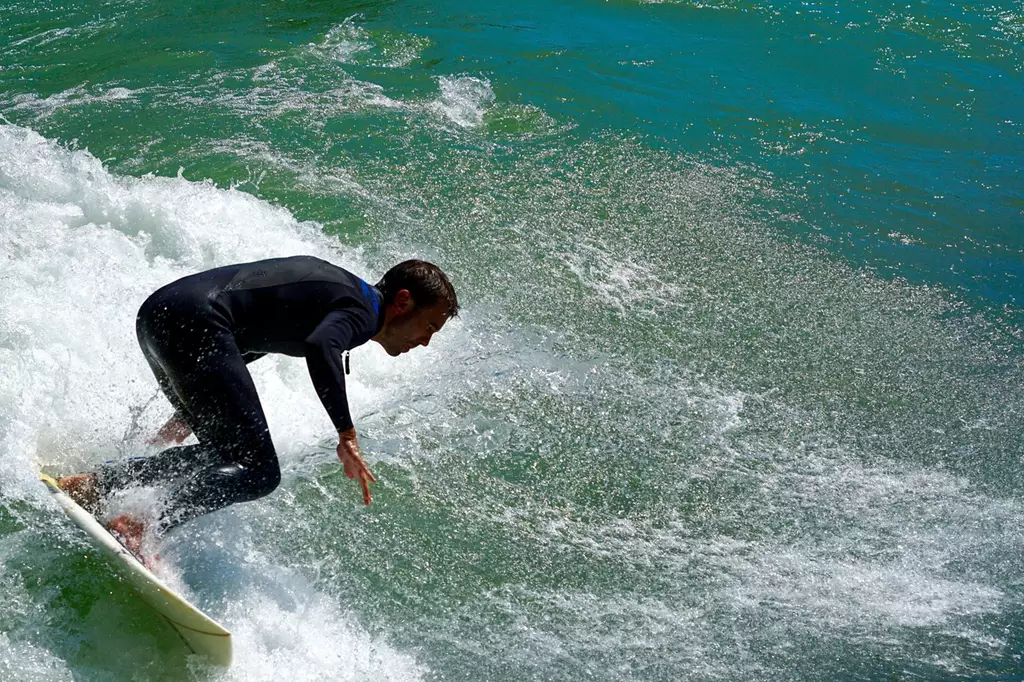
[373,260,458,356]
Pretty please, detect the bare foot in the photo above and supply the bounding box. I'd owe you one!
[107,514,150,567]
[57,474,101,515]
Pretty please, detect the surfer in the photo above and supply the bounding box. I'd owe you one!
[57,256,457,559]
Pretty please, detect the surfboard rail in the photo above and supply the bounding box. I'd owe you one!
[40,473,233,666]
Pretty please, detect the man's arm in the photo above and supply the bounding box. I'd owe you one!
[305,307,377,504]
[305,309,361,432]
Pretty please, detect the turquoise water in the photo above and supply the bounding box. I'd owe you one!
[1,0,1022,680]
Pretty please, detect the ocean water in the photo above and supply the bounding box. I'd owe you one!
[1,0,1022,680]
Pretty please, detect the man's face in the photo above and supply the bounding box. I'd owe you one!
[379,298,450,357]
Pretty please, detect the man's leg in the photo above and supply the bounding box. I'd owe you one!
[97,317,281,531]
[152,337,282,530]
[91,330,205,490]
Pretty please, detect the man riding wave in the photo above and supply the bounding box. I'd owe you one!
[59,256,458,561]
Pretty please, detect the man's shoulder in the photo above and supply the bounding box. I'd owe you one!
[223,255,357,291]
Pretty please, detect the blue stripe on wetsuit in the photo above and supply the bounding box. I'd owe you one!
[361,279,380,315]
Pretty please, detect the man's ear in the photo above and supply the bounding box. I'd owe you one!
[393,289,415,314]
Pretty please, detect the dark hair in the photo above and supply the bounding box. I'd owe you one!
[376,260,459,317]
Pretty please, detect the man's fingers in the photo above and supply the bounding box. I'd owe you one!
[338,443,374,503]
[354,458,374,503]
[352,455,375,482]
[360,474,372,505]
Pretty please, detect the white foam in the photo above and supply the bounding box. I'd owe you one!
[320,20,374,64]
[0,123,342,454]
[309,18,431,69]
[464,370,1020,663]
[477,586,718,678]
[0,124,342,494]
[160,514,426,681]
[0,124,434,676]
[428,76,496,129]
[0,633,73,682]
[4,22,492,150]
[555,237,686,315]
[7,85,145,120]
[204,592,424,681]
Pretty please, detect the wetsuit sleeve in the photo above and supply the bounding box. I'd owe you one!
[304,308,368,432]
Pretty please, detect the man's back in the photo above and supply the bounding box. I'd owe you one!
[189,256,383,356]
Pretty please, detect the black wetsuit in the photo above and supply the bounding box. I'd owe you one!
[98,256,383,530]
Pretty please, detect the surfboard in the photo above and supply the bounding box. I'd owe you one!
[40,473,233,666]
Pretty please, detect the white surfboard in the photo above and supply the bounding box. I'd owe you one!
[40,473,232,665]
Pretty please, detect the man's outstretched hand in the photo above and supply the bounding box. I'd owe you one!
[337,428,376,505]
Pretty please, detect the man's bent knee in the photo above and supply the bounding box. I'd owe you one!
[213,458,280,503]
[248,459,281,499]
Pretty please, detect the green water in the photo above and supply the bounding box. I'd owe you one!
[1,0,1023,680]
